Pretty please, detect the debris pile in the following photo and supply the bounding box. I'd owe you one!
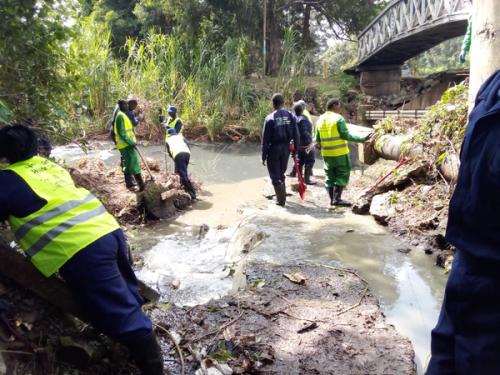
[363,71,468,110]
[151,262,416,375]
[69,158,197,225]
[350,83,469,269]
[0,275,139,374]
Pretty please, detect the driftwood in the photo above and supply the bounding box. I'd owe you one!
[372,134,459,182]
[0,242,84,318]
[0,241,159,321]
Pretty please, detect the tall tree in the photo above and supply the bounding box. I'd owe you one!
[469,0,500,108]
[0,0,73,122]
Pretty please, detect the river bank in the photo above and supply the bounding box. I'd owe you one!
[0,141,450,374]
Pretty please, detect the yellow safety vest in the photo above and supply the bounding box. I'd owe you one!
[166,134,190,159]
[164,117,182,142]
[316,112,349,157]
[114,111,136,150]
[5,157,119,277]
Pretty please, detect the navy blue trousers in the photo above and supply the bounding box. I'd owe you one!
[298,148,315,168]
[59,229,152,343]
[266,144,290,186]
[426,250,500,374]
[174,152,194,191]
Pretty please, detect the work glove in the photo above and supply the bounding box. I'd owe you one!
[365,132,374,142]
[459,52,466,64]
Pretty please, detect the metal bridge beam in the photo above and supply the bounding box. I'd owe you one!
[358,0,471,68]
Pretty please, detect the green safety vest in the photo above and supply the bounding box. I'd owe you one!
[5,156,120,277]
[166,134,190,159]
[316,112,349,157]
[165,117,182,142]
[114,111,136,150]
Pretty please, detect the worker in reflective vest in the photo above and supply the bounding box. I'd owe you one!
[0,125,163,375]
[316,99,371,207]
[165,128,196,199]
[114,100,145,192]
[162,105,183,135]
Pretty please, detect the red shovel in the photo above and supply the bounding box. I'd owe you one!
[292,153,306,200]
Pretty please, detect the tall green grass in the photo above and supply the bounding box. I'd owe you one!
[63,20,308,142]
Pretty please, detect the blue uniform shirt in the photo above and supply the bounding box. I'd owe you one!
[296,115,313,147]
[0,170,45,222]
[446,70,500,261]
[261,108,298,161]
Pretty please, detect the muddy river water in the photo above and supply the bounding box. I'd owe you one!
[54,142,447,374]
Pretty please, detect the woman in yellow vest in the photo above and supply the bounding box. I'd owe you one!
[114,100,145,191]
[316,99,372,206]
[0,125,163,374]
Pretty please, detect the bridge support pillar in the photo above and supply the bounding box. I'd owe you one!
[359,65,401,97]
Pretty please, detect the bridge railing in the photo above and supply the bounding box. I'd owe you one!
[358,0,471,65]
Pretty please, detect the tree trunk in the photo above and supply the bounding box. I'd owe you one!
[268,0,281,75]
[372,134,459,182]
[469,0,500,108]
[302,4,311,50]
[0,241,159,321]
[0,243,84,318]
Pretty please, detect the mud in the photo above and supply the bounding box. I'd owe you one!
[347,159,455,271]
[0,275,138,374]
[152,262,416,375]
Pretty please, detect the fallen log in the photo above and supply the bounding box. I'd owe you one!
[0,241,159,321]
[0,242,84,318]
[372,134,459,182]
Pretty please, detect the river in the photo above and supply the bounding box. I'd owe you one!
[53,142,447,374]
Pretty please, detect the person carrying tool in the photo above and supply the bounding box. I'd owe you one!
[287,99,312,178]
[426,70,500,375]
[294,102,316,185]
[165,128,196,200]
[0,125,164,375]
[261,93,298,206]
[161,105,183,135]
[316,99,371,207]
[114,100,145,192]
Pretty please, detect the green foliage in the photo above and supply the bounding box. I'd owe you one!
[0,100,12,124]
[419,84,468,148]
[320,41,358,76]
[388,192,399,205]
[0,0,382,142]
[374,84,468,168]
[275,29,307,98]
[408,37,465,76]
[209,341,233,363]
[66,17,118,134]
[0,0,74,123]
